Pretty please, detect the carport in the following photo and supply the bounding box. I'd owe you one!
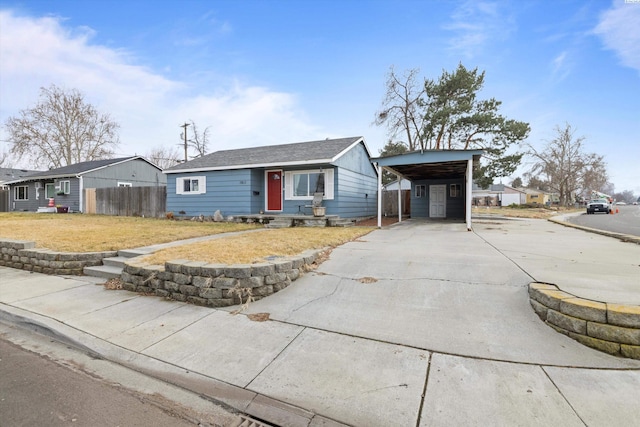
[371,150,483,230]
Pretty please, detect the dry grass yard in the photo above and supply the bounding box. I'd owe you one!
[0,213,258,252]
[472,206,581,219]
[140,227,374,265]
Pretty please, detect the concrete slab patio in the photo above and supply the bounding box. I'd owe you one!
[1,217,639,426]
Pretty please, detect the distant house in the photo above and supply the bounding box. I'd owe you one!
[522,188,552,205]
[163,137,378,218]
[0,167,41,212]
[472,183,526,206]
[5,157,165,213]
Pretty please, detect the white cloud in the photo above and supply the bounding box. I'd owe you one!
[0,9,321,166]
[444,0,516,58]
[593,1,640,73]
[550,50,572,81]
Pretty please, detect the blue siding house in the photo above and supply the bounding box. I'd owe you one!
[164,137,378,218]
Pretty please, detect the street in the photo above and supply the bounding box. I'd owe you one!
[567,204,640,237]
[0,324,240,427]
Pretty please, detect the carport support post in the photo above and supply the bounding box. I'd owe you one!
[376,163,382,228]
[397,175,402,224]
[466,158,473,230]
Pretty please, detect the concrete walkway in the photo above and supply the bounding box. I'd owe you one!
[1,218,639,426]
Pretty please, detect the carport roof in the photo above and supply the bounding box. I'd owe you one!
[371,149,483,181]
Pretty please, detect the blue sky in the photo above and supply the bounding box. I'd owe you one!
[0,0,638,194]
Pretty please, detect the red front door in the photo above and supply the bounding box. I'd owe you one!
[267,171,282,211]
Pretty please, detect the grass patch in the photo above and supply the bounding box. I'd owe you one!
[472,206,581,219]
[0,213,258,252]
[140,227,374,265]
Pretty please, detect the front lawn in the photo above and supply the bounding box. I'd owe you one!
[0,213,258,252]
[139,227,374,265]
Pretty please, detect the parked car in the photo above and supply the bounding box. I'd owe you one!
[586,199,611,214]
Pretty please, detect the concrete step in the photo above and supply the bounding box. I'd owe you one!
[118,249,153,258]
[83,264,123,280]
[265,219,293,228]
[102,256,130,268]
[328,218,355,227]
[331,221,354,227]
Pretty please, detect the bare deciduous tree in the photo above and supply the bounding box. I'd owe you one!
[188,120,210,158]
[4,85,120,169]
[374,67,425,151]
[145,146,182,170]
[0,146,10,167]
[179,120,211,160]
[527,123,608,206]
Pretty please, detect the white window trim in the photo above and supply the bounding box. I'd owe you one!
[14,185,29,200]
[450,183,461,198]
[60,180,71,194]
[415,185,426,198]
[284,168,334,200]
[176,176,206,195]
[118,182,132,187]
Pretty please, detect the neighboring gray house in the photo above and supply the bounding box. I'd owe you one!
[164,137,378,218]
[5,157,165,213]
[1,167,41,212]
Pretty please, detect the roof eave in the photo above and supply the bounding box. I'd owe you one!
[163,158,336,174]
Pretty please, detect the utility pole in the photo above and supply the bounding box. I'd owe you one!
[180,122,190,162]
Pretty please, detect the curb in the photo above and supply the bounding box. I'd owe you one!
[528,283,640,360]
[548,215,640,245]
[0,304,350,427]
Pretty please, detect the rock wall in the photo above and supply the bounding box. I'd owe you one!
[529,283,640,360]
[120,249,327,307]
[0,239,116,276]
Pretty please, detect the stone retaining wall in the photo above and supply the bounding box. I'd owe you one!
[0,239,117,276]
[529,283,640,359]
[120,249,327,307]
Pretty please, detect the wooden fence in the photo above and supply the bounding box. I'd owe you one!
[381,189,411,216]
[89,186,167,218]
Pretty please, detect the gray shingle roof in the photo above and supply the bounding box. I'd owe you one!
[4,157,153,183]
[165,137,364,173]
[0,167,41,184]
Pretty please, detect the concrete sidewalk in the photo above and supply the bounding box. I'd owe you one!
[1,218,639,426]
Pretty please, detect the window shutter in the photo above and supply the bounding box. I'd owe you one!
[324,169,334,199]
[199,176,206,194]
[284,172,293,200]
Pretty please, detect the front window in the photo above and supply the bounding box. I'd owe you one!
[176,176,206,195]
[45,183,56,198]
[14,185,28,200]
[284,169,334,200]
[59,180,70,195]
[293,172,324,197]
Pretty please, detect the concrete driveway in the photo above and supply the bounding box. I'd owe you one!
[239,219,639,368]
